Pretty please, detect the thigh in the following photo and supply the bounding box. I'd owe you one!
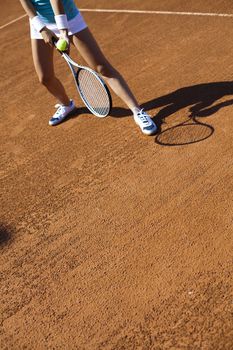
[31,39,55,79]
[71,28,110,69]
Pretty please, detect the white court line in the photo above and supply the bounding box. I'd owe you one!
[1,8,233,30]
[0,14,27,30]
[80,8,233,18]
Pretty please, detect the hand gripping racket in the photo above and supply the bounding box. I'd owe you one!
[54,40,112,117]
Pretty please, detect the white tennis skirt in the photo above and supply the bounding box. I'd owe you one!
[30,13,88,39]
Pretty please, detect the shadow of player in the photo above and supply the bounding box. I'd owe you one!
[109,81,233,123]
[65,81,233,145]
[108,81,233,145]
[144,81,233,130]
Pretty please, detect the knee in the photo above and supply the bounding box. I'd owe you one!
[95,63,115,78]
[38,74,54,87]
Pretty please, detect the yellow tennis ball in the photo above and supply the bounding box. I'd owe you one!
[57,38,68,51]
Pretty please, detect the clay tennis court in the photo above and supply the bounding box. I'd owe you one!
[1,1,233,349]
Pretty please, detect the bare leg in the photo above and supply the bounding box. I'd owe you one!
[31,39,70,106]
[72,28,140,112]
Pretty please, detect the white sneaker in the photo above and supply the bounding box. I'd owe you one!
[49,100,76,126]
[133,109,157,135]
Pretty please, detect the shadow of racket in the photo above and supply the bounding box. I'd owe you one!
[155,116,214,146]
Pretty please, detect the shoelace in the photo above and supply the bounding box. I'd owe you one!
[137,109,151,124]
[54,104,66,118]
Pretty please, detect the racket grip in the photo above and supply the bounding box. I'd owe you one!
[52,37,58,46]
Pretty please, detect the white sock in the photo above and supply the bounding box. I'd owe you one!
[132,107,141,116]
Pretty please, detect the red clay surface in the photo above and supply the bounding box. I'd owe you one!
[1,1,233,349]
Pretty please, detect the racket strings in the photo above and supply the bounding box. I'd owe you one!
[77,69,111,117]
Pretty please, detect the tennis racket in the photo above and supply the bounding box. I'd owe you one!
[54,40,112,118]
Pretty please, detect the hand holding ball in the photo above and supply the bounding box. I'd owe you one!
[56,38,68,51]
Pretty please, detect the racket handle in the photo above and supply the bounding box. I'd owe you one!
[52,37,58,46]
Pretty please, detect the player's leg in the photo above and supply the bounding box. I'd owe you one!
[72,28,157,135]
[72,28,139,112]
[31,39,70,105]
[31,39,75,125]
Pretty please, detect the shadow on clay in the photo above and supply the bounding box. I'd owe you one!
[61,81,233,146]
[0,223,14,248]
[113,81,233,145]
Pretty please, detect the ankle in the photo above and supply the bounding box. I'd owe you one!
[60,98,71,106]
[132,107,141,115]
